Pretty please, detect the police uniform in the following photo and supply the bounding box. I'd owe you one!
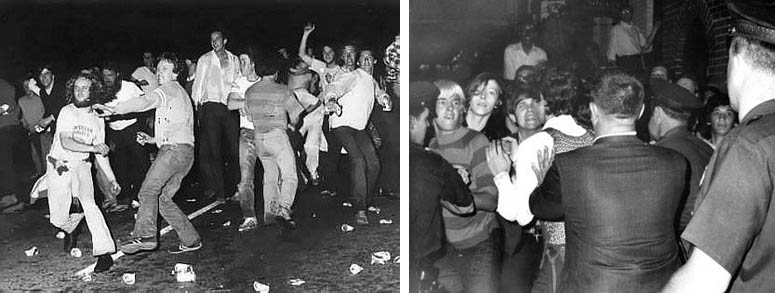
[681,1,775,290]
[651,80,714,234]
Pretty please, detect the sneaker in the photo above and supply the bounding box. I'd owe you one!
[238,217,258,232]
[120,237,158,254]
[94,254,114,273]
[355,210,369,225]
[168,242,202,254]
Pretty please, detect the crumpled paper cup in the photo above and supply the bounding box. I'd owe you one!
[70,248,82,258]
[349,264,364,275]
[25,246,39,256]
[379,219,393,225]
[288,279,306,286]
[122,273,136,285]
[253,281,270,292]
[173,263,196,282]
[371,251,391,265]
[340,224,354,233]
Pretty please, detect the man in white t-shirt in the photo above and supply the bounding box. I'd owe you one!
[46,72,120,273]
[299,23,342,90]
[131,52,160,93]
[226,48,262,232]
[504,24,547,81]
[102,62,149,208]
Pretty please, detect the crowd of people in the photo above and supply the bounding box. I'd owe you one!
[0,23,399,273]
[410,1,775,292]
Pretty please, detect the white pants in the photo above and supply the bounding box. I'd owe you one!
[46,158,116,256]
[300,107,324,176]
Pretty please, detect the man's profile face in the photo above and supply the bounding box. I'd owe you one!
[102,69,118,87]
[143,52,155,68]
[39,70,54,88]
[434,92,464,133]
[410,108,430,144]
[210,32,227,52]
[239,54,253,76]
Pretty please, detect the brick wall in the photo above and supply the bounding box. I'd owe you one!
[661,0,730,83]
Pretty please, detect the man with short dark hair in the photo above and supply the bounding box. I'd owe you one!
[647,80,712,240]
[663,2,775,291]
[504,24,547,81]
[36,64,67,158]
[192,30,242,203]
[528,73,686,292]
[131,52,159,93]
[607,6,660,75]
[98,52,202,255]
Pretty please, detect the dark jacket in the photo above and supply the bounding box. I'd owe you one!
[39,80,67,132]
[409,143,474,268]
[655,127,713,233]
[531,135,686,293]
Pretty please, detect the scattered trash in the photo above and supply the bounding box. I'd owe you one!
[371,251,391,265]
[394,255,400,263]
[131,200,140,208]
[367,206,381,214]
[81,274,93,282]
[24,246,39,257]
[186,198,196,202]
[253,281,270,292]
[222,221,231,227]
[56,231,65,239]
[340,224,354,233]
[173,263,196,282]
[349,264,364,275]
[133,213,137,220]
[288,279,306,286]
[311,212,317,218]
[122,273,136,285]
[70,248,82,258]
[342,202,352,207]
[44,214,50,219]
[212,209,223,214]
[379,219,393,225]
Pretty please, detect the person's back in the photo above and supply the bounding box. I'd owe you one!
[548,137,685,292]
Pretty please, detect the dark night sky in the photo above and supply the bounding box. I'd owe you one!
[0,0,399,86]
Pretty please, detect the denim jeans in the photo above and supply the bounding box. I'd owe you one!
[435,233,502,293]
[198,102,240,199]
[132,144,200,247]
[329,126,380,210]
[46,159,116,256]
[530,244,566,293]
[238,128,258,219]
[254,128,297,221]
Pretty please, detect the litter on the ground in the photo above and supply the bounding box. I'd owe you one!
[367,206,381,214]
[379,219,393,225]
[44,214,50,219]
[349,264,364,275]
[342,202,352,207]
[70,248,82,258]
[288,279,306,286]
[81,273,93,282]
[173,263,196,282]
[340,224,354,233]
[253,281,270,292]
[24,246,39,256]
[371,251,391,265]
[122,273,136,285]
[131,200,140,208]
[56,231,65,239]
[212,209,223,214]
[394,255,400,263]
[311,212,317,218]
[186,198,196,202]
[222,221,231,227]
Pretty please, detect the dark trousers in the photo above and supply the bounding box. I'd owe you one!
[374,108,399,195]
[329,126,380,210]
[436,232,502,293]
[198,102,240,199]
[501,232,544,293]
[107,123,150,201]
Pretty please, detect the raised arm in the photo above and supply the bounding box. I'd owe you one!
[299,23,316,64]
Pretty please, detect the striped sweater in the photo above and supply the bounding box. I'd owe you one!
[430,127,498,249]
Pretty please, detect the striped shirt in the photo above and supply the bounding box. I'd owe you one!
[430,127,498,249]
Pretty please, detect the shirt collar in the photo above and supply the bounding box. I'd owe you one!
[593,131,637,143]
[741,99,775,125]
[658,126,691,141]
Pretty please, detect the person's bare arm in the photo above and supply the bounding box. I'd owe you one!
[227,92,244,110]
[661,248,731,292]
[299,23,315,63]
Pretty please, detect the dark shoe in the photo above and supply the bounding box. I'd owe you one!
[168,242,202,254]
[62,224,80,253]
[120,237,158,254]
[93,254,114,273]
[275,216,297,231]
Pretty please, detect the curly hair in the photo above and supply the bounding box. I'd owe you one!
[65,71,108,106]
[542,67,577,117]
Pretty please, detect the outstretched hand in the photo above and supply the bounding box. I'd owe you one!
[92,104,116,118]
[486,140,512,176]
[532,146,555,184]
[452,164,471,186]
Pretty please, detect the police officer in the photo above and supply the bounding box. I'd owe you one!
[663,1,775,291]
[647,80,713,238]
